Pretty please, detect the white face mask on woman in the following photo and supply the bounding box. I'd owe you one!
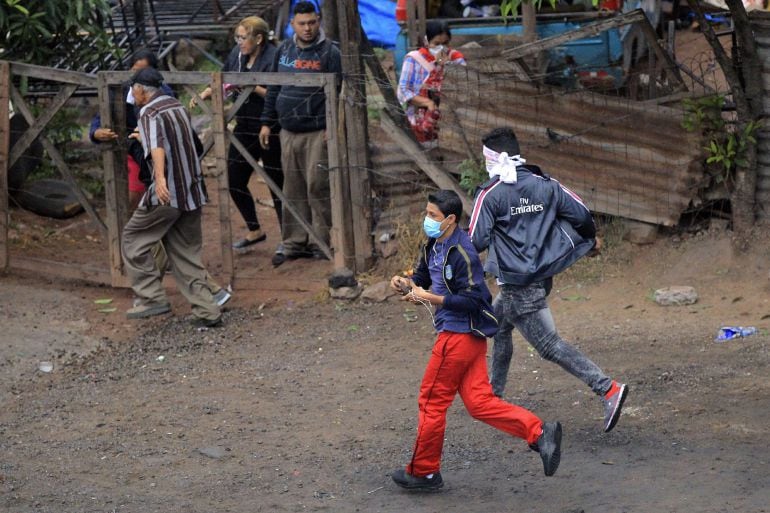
[428,44,445,56]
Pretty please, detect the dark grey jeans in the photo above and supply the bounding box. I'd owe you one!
[491,281,612,398]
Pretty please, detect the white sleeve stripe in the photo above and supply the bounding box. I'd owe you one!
[469,180,501,239]
[558,182,590,211]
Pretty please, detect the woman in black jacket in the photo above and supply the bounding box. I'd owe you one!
[192,16,283,250]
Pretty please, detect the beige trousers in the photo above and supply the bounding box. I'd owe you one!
[279,129,330,253]
[122,205,220,321]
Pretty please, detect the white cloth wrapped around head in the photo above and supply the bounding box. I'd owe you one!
[482,145,526,183]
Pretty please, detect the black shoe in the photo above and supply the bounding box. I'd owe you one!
[391,468,443,491]
[191,317,223,329]
[232,232,267,249]
[531,421,562,477]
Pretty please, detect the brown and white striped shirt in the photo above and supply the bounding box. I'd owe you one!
[138,94,207,211]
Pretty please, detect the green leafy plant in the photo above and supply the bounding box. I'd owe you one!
[499,0,597,19]
[0,0,116,70]
[458,158,487,197]
[682,95,760,183]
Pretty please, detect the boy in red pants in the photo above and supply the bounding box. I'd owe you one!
[390,190,562,491]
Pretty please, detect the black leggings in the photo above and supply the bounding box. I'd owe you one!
[228,125,283,232]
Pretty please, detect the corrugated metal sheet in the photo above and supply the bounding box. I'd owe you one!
[751,11,770,220]
[437,63,704,226]
[368,133,434,236]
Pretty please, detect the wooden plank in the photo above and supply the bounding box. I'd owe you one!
[502,9,647,60]
[9,62,94,87]
[330,84,354,270]
[360,29,411,132]
[98,74,126,287]
[200,87,253,157]
[416,0,427,47]
[323,74,344,265]
[8,84,77,169]
[209,72,234,286]
[111,84,131,232]
[406,0,417,49]
[100,70,329,88]
[0,61,9,271]
[634,12,687,89]
[379,110,473,216]
[221,72,328,87]
[337,0,373,271]
[9,257,112,285]
[9,84,108,235]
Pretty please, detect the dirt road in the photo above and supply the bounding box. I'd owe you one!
[1,230,769,512]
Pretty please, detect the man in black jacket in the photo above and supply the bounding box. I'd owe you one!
[469,127,628,433]
[259,1,342,266]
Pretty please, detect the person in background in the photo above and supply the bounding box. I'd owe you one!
[397,20,465,149]
[191,16,283,252]
[122,68,222,328]
[469,127,628,433]
[389,189,562,491]
[259,1,342,266]
[90,49,174,210]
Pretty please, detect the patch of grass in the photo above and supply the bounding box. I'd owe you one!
[365,215,426,282]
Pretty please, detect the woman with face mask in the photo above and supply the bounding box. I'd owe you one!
[397,20,466,149]
[191,16,284,251]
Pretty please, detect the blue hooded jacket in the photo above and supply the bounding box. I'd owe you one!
[260,30,341,133]
[469,165,596,286]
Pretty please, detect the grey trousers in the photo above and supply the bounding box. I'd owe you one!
[491,282,612,397]
[122,205,220,321]
[279,128,330,253]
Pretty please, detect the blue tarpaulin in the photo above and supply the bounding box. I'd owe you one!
[283,0,399,49]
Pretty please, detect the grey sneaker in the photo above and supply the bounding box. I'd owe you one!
[391,469,443,491]
[213,288,232,307]
[530,421,562,477]
[602,381,628,433]
[126,302,171,319]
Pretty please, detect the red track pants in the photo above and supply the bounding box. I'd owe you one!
[406,331,543,477]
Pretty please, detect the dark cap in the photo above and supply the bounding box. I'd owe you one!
[130,67,164,88]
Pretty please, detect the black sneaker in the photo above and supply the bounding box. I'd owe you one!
[530,421,562,477]
[391,468,443,491]
[191,317,223,329]
[311,248,329,260]
[271,251,287,267]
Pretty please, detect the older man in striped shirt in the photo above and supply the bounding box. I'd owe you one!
[122,67,221,328]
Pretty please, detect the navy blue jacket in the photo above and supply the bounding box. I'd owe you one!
[412,227,498,338]
[89,83,174,143]
[261,31,341,133]
[469,165,596,286]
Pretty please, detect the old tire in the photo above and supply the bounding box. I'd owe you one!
[11,179,85,219]
[8,114,44,191]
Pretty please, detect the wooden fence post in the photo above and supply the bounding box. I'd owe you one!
[336,0,374,271]
[324,74,353,270]
[0,61,9,271]
[98,73,127,286]
[209,71,234,286]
